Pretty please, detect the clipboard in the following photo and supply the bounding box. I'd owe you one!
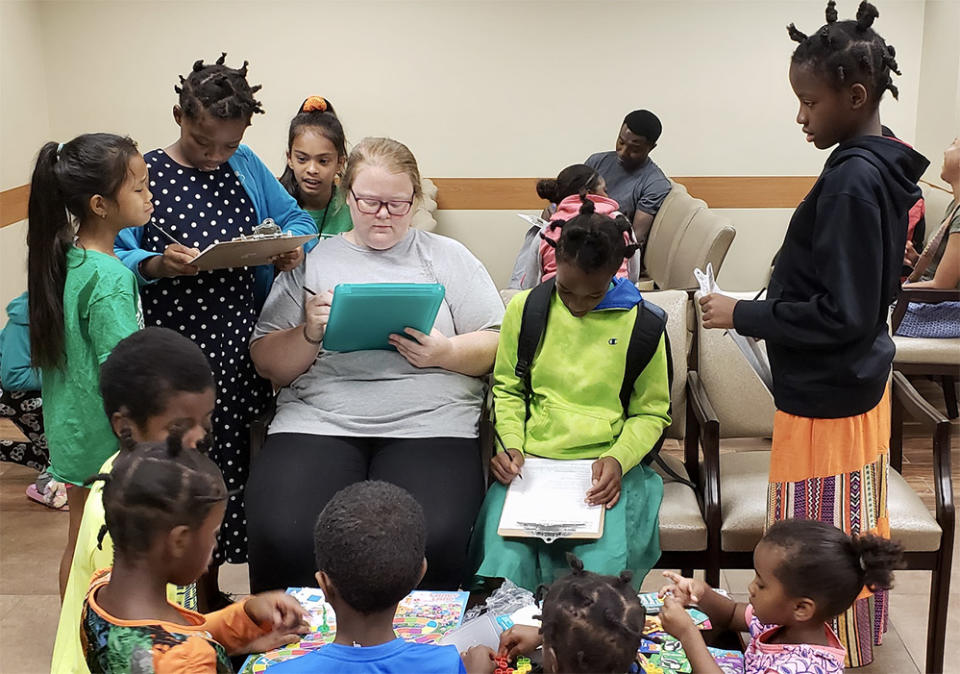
[497,457,605,543]
[189,234,316,271]
[322,283,446,352]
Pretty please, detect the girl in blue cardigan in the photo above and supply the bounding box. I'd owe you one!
[114,54,315,609]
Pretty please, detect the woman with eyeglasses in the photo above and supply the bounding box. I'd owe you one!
[247,137,504,593]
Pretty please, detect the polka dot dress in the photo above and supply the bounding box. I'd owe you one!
[140,149,272,565]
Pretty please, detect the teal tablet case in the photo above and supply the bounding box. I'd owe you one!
[322,283,446,352]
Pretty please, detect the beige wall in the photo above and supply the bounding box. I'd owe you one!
[0,0,937,303]
[0,1,51,324]
[36,0,924,178]
[915,0,960,185]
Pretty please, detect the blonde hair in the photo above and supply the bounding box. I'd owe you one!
[341,137,423,203]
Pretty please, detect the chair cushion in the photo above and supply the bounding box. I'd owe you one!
[719,450,942,553]
[893,335,960,365]
[654,454,707,551]
[719,451,770,551]
[663,208,736,290]
[888,468,942,552]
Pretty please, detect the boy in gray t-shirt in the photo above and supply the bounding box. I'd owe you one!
[586,109,672,246]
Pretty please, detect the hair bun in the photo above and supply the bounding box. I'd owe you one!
[536,178,560,203]
[301,96,328,113]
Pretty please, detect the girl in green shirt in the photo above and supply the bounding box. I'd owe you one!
[27,133,152,598]
[278,96,353,239]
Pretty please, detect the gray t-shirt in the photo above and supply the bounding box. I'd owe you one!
[585,151,672,221]
[252,229,504,439]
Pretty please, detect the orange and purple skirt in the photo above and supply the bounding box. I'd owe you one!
[767,388,890,668]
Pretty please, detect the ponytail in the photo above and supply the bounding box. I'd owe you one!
[852,533,904,593]
[27,142,72,370]
[763,519,904,620]
[26,134,140,370]
[536,164,602,205]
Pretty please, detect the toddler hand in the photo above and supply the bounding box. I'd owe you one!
[498,624,542,659]
[586,456,622,508]
[660,595,699,640]
[699,293,738,330]
[461,645,497,674]
[491,448,524,485]
[659,571,707,606]
[244,591,309,633]
[273,247,304,272]
[304,289,333,344]
[389,327,453,369]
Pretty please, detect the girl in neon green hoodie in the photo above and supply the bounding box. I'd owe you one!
[469,199,671,591]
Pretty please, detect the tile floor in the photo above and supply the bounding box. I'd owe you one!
[0,380,957,673]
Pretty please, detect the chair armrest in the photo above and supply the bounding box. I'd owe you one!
[687,371,721,534]
[892,288,960,331]
[891,372,955,532]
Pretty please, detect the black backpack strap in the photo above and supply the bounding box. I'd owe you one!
[515,277,556,396]
[620,300,694,488]
[619,300,668,411]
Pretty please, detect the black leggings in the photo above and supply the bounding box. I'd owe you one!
[245,434,484,593]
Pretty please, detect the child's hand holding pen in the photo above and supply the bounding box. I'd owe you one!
[303,286,333,345]
[491,448,525,485]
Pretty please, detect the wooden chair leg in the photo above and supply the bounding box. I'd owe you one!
[925,564,950,674]
[941,375,958,419]
[680,568,693,578]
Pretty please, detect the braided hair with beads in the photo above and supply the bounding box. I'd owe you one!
[787,1,901,103]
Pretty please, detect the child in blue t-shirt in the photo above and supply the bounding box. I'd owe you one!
[269,481,472,674]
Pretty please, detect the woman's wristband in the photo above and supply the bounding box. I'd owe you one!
[302,324,323,346]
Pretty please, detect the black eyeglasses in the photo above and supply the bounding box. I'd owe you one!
[349,188,414,216]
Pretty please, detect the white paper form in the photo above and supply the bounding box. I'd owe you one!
[498,457,603,542]
[695,263,774,394]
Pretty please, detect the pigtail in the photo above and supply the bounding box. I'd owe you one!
[27,142,72,371]
[536,178,560,203]
[566,552,586,575]
[96,525,109,551]
[215,52,227,66]
[825,0,838,23]
[787,23,808,43]
[577,193,596,215]
[853,533,904,592]
[856,1,879,31]
[617,570,634,587]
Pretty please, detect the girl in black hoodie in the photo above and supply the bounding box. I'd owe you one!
[699,1,927,667]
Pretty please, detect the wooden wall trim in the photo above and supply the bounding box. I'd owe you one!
[432,176,817,210]
[0,185,30,228]
[0,176,817,228]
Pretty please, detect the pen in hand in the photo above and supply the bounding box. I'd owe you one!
[494,428,523,480]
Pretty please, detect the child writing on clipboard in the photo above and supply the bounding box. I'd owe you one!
[468,196,671,591]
